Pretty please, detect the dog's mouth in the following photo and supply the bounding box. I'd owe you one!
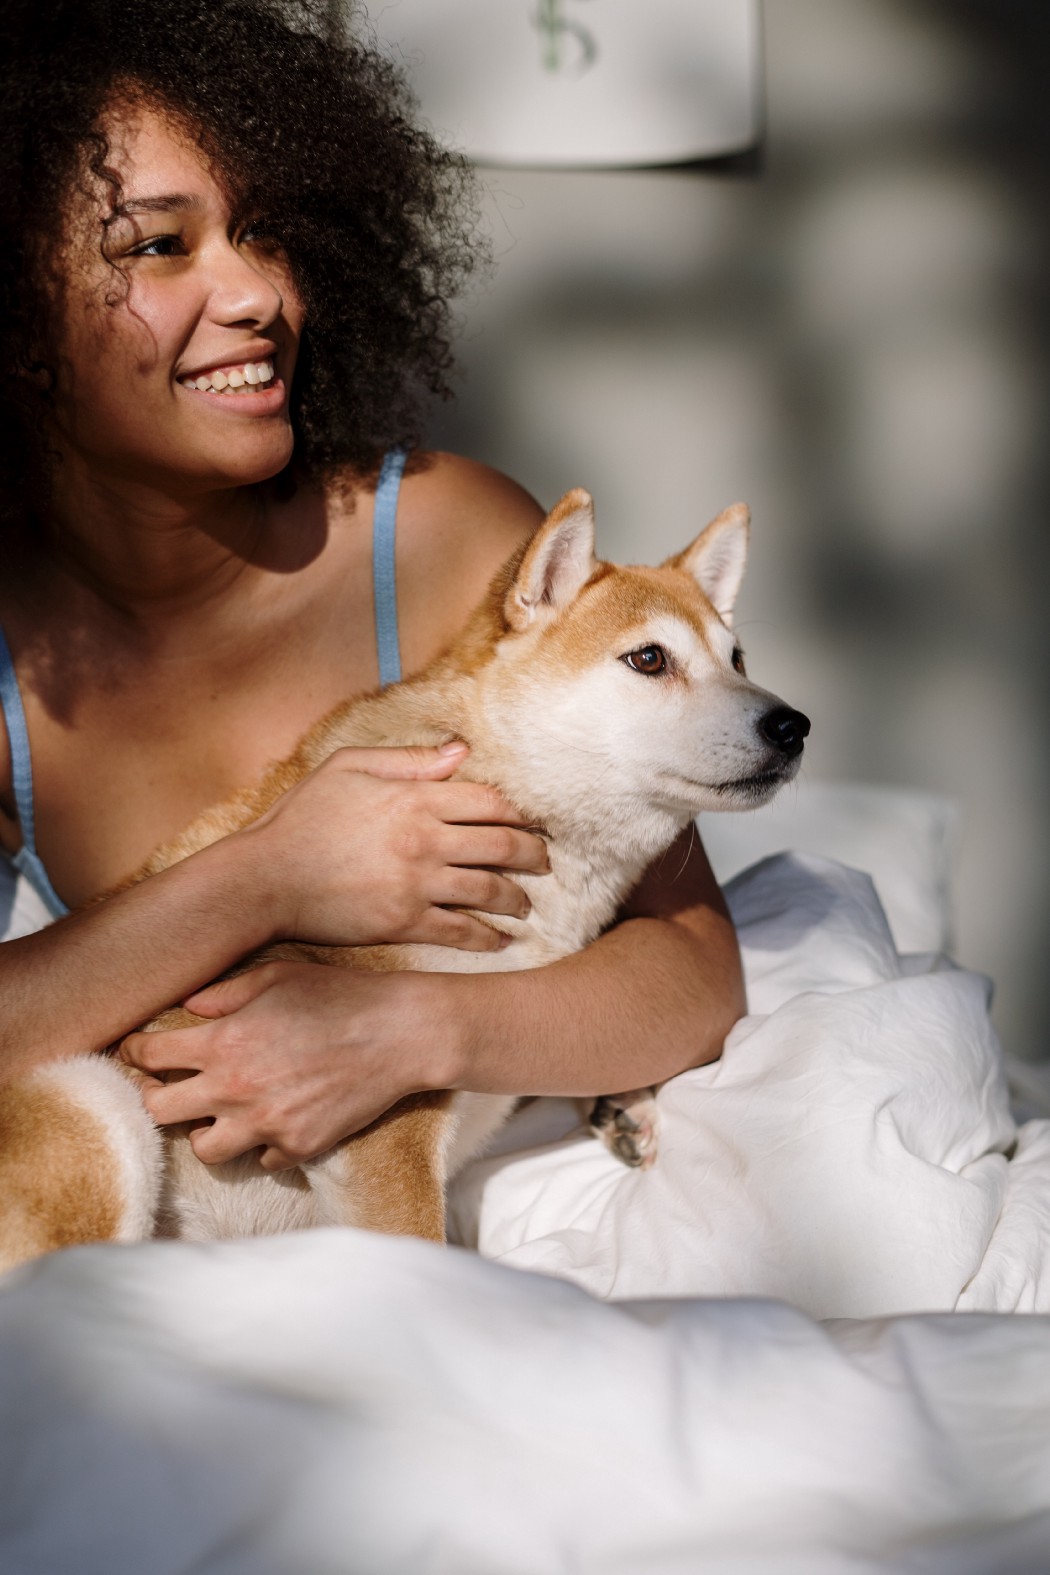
[655,754,800,811]
[652,764,786,809]
[712,767,792,802]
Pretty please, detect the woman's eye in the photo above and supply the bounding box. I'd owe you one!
[240,221,282,252]
[129,234,184,259]
[622,645,667,676]
[731,647,746,675]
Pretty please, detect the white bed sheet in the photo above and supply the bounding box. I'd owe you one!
[3,791,1050,1572]
[1,1230,1049,1575]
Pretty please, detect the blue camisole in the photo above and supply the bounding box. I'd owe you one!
[0,447,408,922]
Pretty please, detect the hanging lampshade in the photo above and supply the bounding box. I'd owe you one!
[364,0,762,168]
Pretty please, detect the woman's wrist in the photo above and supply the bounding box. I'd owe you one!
[421,967,527,1097]
[191,822,289,953]
[406,970,482,1096]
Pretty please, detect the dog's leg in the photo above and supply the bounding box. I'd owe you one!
[585,1088,659,1170]
[0,1056,162,1271]
[307,1092,454,1243]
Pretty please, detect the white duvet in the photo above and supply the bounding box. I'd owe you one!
[2,837,1050,1573]
[451,852,1050,1317]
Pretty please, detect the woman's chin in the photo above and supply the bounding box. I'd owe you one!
[189,434,297,492]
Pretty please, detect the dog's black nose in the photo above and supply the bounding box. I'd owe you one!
[759,706,810,758]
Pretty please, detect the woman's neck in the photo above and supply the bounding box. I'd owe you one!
[20,460,328,635]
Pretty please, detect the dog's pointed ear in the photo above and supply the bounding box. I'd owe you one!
[667,503,750,626]
[504,488,597,632]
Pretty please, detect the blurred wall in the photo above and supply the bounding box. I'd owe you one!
[426,0,1050,1061]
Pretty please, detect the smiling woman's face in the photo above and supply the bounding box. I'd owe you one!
[49,100,305,498]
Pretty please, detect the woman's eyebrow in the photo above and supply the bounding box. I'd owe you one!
[116,193,204,216]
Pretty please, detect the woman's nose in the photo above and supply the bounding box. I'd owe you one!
[207,243,284,329]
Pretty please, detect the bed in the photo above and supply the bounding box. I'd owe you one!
[2,782,1049,1574]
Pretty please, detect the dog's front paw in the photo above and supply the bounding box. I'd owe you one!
[586,1089,659,1169]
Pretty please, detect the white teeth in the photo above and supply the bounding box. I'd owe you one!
[181,358,275,394]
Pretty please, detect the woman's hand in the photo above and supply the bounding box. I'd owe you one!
[245,741,548,951]
[120,961,454,1171]
[117,828,743,1172]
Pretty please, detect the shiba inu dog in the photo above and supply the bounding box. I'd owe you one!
[0,490,808,1266]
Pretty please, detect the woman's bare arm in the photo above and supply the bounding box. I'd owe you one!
[441,826,745,1099]
[124,826,744,1169]
[0,745,547,1083]
[0,831,278,1080]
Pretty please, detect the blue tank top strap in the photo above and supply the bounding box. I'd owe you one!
[372,447,407,689]
[1,455,409,924]
[0,625,69,919]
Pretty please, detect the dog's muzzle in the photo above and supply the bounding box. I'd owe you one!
[759,706,811,759]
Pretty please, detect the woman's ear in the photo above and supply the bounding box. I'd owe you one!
[666,503,749,626]
[504,488,597,631]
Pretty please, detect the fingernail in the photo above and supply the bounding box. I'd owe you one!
[439,740,468,756]
[498,933,513,949]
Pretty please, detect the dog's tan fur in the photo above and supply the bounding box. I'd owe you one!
[0,491,806,1270]
[0,1080,122,1252]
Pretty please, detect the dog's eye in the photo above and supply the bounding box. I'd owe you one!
[622,645,667,676]
[731,647,746,675]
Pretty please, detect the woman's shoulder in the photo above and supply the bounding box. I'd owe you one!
[400,450,544,557]
[389,452,546,671]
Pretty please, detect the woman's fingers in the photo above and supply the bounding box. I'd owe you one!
[335,741,468,781]
[331,756,532,830]
[429,780,533,826]
[120,1026,203,1075]
[421,907,509,952]
[439,866,532,919]
[139,1073,214,1127]
[182,968,276,1018]
[257,1144,306,1173]
[189,1119,260,1166]
[441,822,550,875]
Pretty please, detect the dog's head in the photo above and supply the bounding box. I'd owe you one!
[482,488,809,840]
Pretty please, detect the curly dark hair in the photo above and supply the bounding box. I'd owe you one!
[0,0,480,526]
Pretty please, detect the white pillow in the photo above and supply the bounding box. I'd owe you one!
[700,778,959,955]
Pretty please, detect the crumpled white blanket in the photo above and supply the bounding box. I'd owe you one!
[1,1229,1049,1575]
[3,851,1050,1574]
[451,852,1050,1316]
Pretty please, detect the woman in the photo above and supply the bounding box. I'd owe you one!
[0,0,743,1178]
